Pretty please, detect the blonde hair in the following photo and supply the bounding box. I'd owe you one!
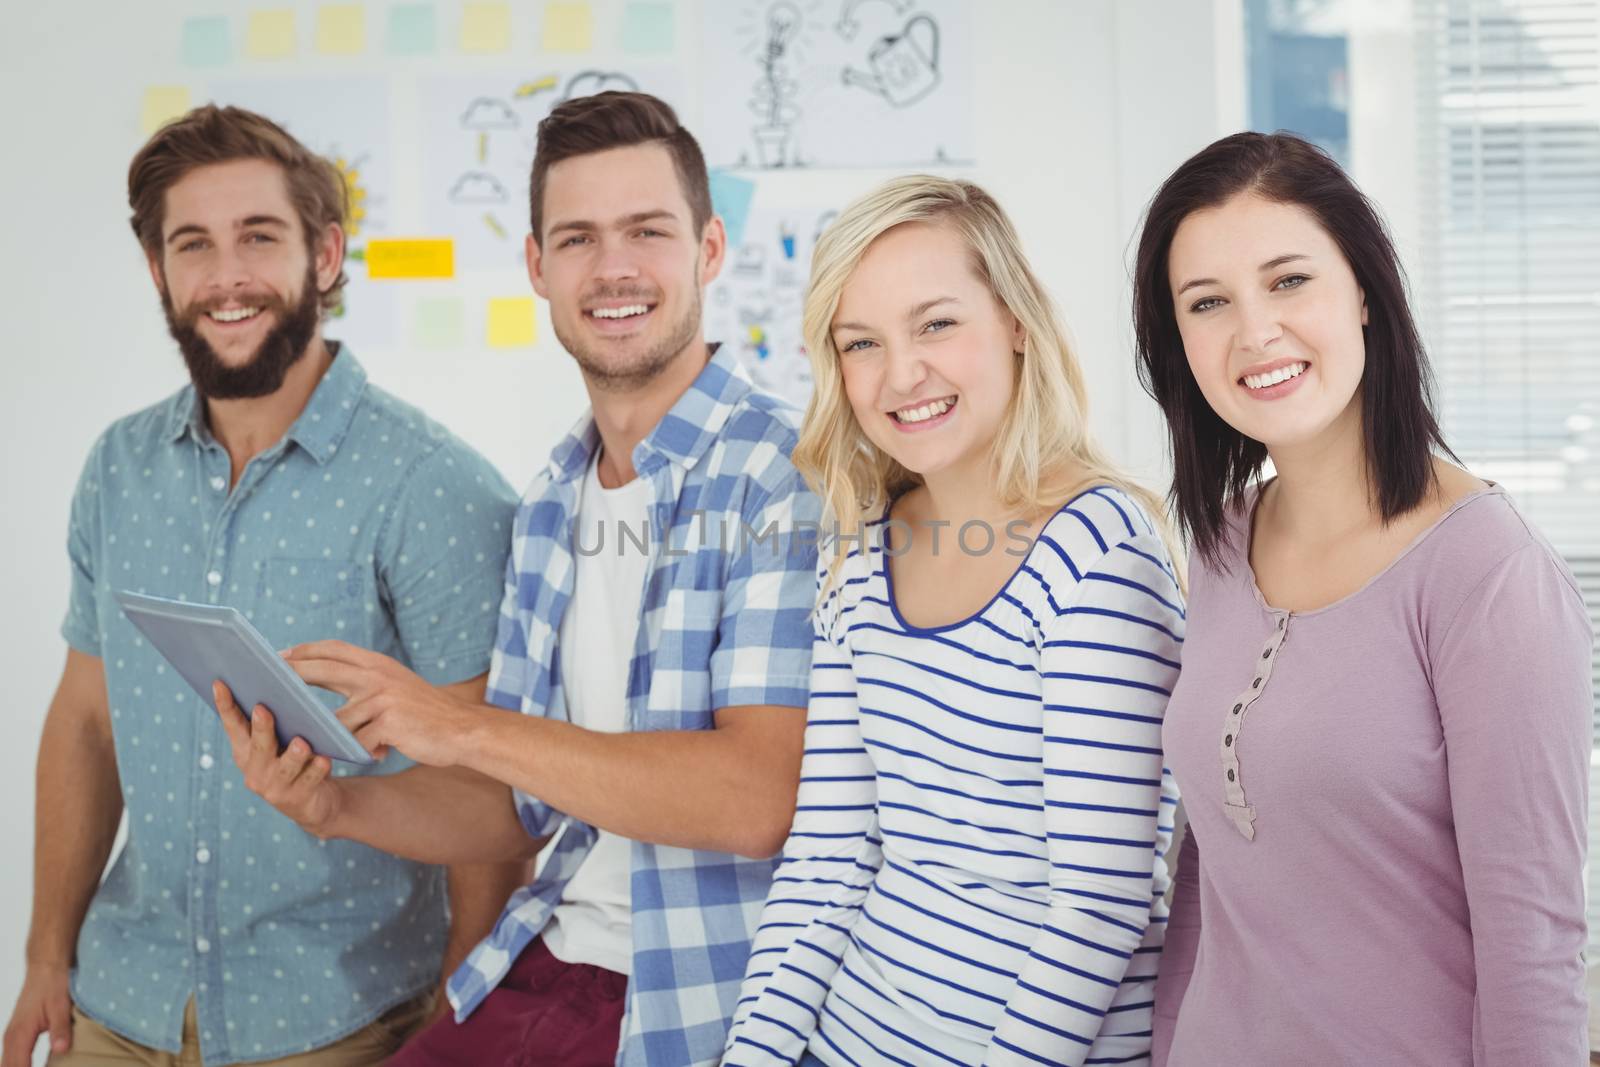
[796,174,1183,586]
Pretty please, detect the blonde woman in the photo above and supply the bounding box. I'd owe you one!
[722,177,1183,1067]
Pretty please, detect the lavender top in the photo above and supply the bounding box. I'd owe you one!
[1152,485,1593,1066]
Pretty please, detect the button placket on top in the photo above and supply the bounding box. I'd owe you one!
[188,439,248,1060]
[199,448,236,609]
[1220,611,1289,840]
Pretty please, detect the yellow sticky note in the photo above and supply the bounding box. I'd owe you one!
[366,239,456,280]
[460,2,511,53]
[140,86,192,135]
[543,2,593,52]
[246,9,297,59]
[487,297,537,348]
[316,4,366,54]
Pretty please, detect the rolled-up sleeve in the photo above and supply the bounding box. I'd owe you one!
[60,435,107,656]
[711,469,820,711]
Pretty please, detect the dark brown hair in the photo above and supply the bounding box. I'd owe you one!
[128,104,349,312]
[528,91,711,245]
[1132,131,1452,565]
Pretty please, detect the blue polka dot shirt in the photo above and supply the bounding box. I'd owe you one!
[60,347,517,1065]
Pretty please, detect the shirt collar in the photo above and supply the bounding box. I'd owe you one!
[163,342,368,466]
[284,343,367,463]
[545,341,749,486]
[164,386,201,444]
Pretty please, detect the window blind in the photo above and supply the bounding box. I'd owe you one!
[1411,0,1600,946]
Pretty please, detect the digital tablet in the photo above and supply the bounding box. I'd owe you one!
[114,590,375,765]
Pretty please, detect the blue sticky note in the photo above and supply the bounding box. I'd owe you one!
[620,2,674,55]
[709,171,756,248]
[386,3,437,56]
[181,15,232,68]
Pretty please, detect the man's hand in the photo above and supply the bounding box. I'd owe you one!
[284,641,479,768]
[2,963,72,1067]
[212,682,344,838]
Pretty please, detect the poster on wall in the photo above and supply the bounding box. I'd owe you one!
[419,66,688,272]
[207,77,398,349]
[706,198,837,408]
[701,0,975,171]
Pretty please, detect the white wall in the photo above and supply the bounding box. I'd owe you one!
[0,0,1240,1035]
[1347,0,1420,275]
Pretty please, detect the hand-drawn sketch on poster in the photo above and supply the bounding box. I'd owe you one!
[420,68,687,271]
[702,0,973,170]
[207,78,397,347]
[707,199,838,408]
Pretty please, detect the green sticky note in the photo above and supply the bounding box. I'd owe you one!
[246,9,297,59]
[412,297,466,350]
[181,16,232,68]
[386,3,437,55]
[620,2,673,55]
[460,1,511,53]
[542,2,592,52]
[316,4,365,55]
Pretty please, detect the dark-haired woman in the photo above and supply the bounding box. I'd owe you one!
[1135,132,1592,1065]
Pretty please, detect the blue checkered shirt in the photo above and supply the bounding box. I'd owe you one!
[446,345,820,1066]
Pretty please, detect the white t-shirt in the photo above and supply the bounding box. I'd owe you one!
[540,453,654,976]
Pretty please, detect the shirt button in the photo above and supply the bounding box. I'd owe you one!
[1232,703,1242,715]
[210,476,226,492]
[1225,734,1233,746]
[206,571,223,587]
[196,937,211,954]
[199,753,215,770]
[196,847,211,864]
[1261,648,1271,659]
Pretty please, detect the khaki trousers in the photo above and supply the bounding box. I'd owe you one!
[49,994,434,1067]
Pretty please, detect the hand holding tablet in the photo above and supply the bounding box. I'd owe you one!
[210,682,348,839]
[115,591,376,765]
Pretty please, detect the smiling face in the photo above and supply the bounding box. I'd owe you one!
[151,158,341,399]
[529,142,723,391]
[831,221,1024,485]
[1167,193,1368,452]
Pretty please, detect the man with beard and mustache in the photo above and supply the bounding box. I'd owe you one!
[213,92,822,1067]
[2,105,524,1067]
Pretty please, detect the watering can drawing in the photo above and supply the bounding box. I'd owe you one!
[841,14,940,108]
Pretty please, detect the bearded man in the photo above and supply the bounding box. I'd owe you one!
[2,105,521,1067]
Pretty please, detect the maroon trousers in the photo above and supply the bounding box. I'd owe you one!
[388,940,627,1067]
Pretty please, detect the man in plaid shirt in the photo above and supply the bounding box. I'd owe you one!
[214,92,819,1066]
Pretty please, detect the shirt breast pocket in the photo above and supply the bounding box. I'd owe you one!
[255,557,365,648]
[655,580,725,687]
[664,550,727,627]
[662,583,723,628]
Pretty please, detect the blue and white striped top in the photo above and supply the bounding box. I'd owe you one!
[724,486,1184,1067]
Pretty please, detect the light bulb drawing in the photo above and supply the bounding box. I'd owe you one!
[749,1,806,167]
